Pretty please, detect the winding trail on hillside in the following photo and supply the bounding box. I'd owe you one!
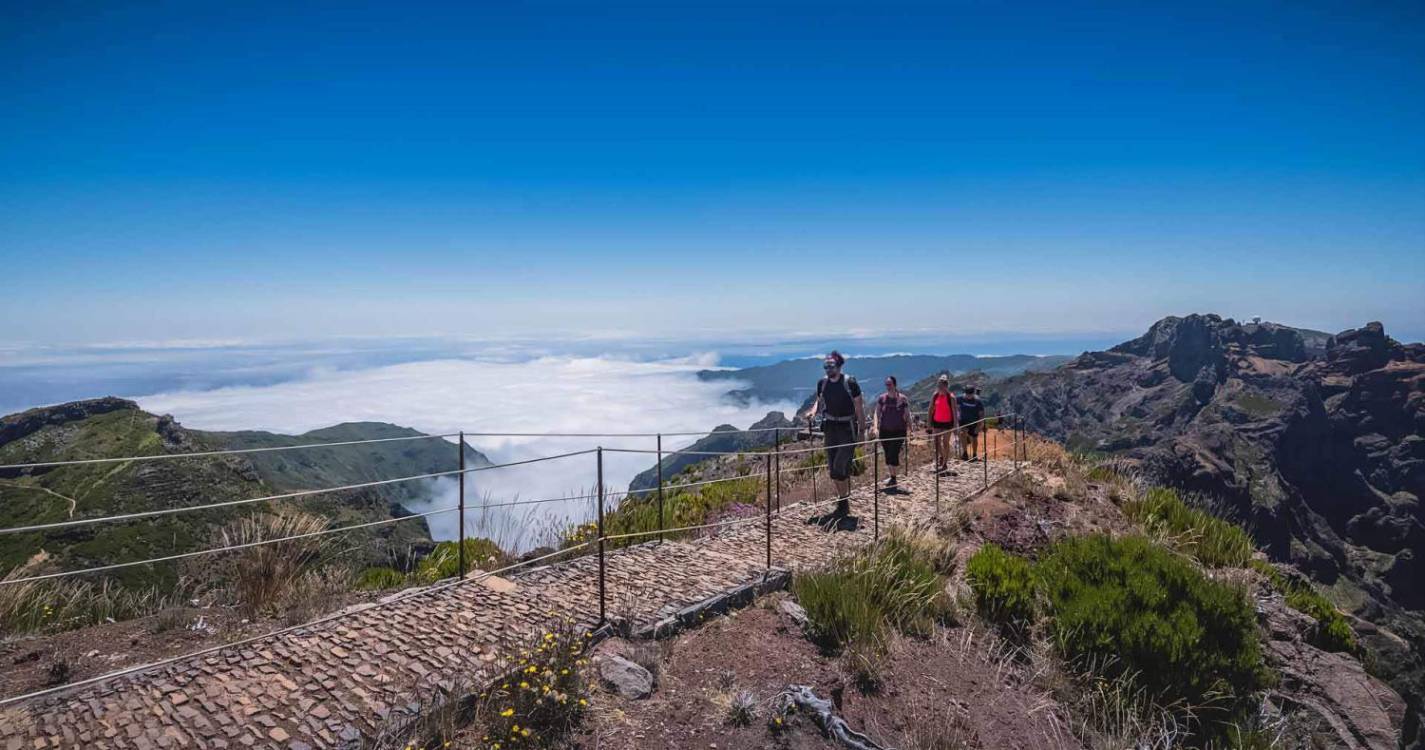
[0,480,78,518]
[0,457,1016,750]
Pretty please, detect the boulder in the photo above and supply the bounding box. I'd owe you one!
[598,655,653,699]
[778,599,809,630]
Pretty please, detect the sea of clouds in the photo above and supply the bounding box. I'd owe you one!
[137,354,797,550]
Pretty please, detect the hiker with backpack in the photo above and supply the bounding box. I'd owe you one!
[805,350,864,528]
[927,374,959,476]
[957,385,985,462]
[872,375,910,490]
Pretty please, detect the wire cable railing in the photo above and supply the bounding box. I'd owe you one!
[0,448,599,537]
[0,410,1029,713]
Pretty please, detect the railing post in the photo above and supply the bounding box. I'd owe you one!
[983,422,989,489]
[457,430,467,579]
[656,433,664,544]
[764,453,772,571]
[1013,415,1019,473]
[934,431,941,511]
[774,428,781,512]
[872,437,880,542]
[597,447,606,626]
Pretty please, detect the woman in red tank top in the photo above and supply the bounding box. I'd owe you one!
[927,375,958,475]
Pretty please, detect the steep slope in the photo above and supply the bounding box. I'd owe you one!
[995,314,1425,730]
[0,399,489,588]
[698,353,1068,405]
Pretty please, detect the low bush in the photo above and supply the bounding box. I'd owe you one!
[414,538,506,583]
[468,619,590,747]
[1123,487,1254,568]
[793,530,948,655]
[1250,560,1358,654]
[1036,535,1269,729]
[565,476,764,552]
[965,543,1036,636]
[355,566,407,591]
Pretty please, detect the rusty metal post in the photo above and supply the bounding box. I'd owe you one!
[656,433,664,544]
[774,428,781,512]
[457,431,467,578]
[934,430,941,510]
[597,447,606,625]
[1011,415,1017,472]
[983,422,989,488]
[872,436,880,541]
[764,453,772,570]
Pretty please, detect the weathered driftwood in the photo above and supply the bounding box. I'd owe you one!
[776,684,887,750]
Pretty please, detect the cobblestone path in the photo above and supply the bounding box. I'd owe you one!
[1,459,1015,749]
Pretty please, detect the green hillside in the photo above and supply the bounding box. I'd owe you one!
[0,399,487,590]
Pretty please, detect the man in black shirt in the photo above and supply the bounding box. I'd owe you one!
[805,350,864,526]
[957,385,985,461]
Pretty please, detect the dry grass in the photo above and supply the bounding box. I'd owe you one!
[216,510,339,615]
[0,564,170,636]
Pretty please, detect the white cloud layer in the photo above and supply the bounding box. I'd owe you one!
[138,356,797,550]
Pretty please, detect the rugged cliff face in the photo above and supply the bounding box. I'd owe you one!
[998,314,1425,733]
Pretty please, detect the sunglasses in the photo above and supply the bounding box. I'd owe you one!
[823,362,837,370]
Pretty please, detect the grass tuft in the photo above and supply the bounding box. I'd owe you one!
[1123,487,1254,568]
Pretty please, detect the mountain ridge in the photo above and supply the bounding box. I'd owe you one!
[990,313,1425,732]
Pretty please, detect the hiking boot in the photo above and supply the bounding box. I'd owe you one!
[885,476,897,488]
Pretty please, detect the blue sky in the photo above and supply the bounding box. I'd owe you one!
[3,1,1423,345]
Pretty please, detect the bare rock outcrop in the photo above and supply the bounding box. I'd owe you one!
[1260,593,1406,749]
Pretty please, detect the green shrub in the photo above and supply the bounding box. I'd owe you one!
[567,476,765,551]
[1284,582,1358,654]
[965,543,1036,635]
[793,531,947,654]
[355,566,406,591]
[415,538,505,583]
[1036,535,1269,721]
[1123,488,1254,568]
[1250,559,1358,654]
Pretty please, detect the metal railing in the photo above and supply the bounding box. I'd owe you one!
[0,411,1030,708]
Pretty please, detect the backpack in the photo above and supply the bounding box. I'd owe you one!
[816,375,859,420]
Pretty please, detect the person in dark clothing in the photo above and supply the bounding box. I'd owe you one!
[872,375,910,489]
[805,350,864,526]
[957,386,985,461]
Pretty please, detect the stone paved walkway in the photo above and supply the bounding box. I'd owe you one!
[1,459,1014,749]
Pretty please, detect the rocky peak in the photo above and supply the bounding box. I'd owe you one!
[1326,322,1398,375]
[1110,314,1315,384]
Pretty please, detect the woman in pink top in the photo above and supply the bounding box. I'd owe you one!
[926,374,958,476]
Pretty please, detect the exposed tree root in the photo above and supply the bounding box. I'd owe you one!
[776,684,888,750]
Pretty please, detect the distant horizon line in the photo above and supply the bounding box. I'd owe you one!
[2,315,1418,353]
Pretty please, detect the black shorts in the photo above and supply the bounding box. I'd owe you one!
[823,421,856,481]
[930,420,954,433]
[963,423,981,439]
[879,429,906,466]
